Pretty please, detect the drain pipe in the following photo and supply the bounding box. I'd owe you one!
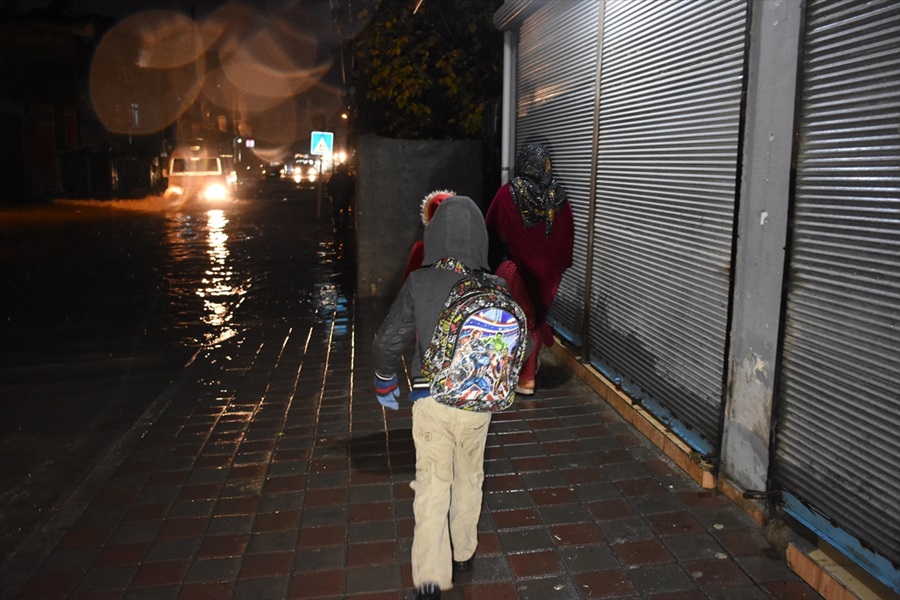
[500,29,516,186]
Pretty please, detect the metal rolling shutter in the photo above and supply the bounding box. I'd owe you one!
[515,0,600,346]
[776,0,900,570]
[586,0,748,450]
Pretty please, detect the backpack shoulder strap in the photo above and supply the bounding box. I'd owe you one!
[431,257,472,277]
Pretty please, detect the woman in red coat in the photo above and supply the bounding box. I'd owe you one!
[485,144,574,395]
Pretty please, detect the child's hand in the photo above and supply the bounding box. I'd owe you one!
[375,373,400,410]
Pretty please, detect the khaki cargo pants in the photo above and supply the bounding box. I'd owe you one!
[410,396,492,590]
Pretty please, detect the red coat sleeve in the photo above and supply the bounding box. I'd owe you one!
[402,240,425,283]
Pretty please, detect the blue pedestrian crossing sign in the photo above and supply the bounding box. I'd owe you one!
[310,131,334,156]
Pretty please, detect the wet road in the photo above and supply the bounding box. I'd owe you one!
[0,184,352,567]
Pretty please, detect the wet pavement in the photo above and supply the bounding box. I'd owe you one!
[1,193,823,599]
[1,188,336,577]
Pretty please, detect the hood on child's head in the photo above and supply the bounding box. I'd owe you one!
[422,195,489,272]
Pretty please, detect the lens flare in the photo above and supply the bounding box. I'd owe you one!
[89,1,347,151]
[90,11,204,134]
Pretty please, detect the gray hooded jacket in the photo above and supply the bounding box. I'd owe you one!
[372,196,495,380]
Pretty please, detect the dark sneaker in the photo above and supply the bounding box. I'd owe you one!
[414,583,441,600]
[452,557,474,573]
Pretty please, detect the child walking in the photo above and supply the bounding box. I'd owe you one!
[372,196,523,600]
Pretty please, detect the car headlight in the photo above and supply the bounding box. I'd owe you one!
[204,184,229,201]
[166,185,184,196]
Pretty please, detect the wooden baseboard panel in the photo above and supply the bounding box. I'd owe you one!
[548,341,714,489]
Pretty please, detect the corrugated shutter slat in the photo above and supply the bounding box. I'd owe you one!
[587,0,748,447]
[515,0,601,345]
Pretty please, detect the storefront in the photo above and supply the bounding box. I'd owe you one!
[494,0,899,592]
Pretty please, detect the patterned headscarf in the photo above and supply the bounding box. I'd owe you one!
[510,143,568,237]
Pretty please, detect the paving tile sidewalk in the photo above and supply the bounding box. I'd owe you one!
[6,294,823,600]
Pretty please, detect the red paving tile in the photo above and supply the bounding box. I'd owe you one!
[396,516,415,539]
[526,417,565,430]
[264,475,307,493]
[510,455,555,471]
[548,522,605,546]
[476,531,502,555]
[273,449,309,462]
[177,581,235,599]
[483,474,525,492]
[392,482,415,500]
[58,526,114,550]
[194,455,232,468]
[304,487,349,506]
[613,538,675,565]
[158,517,208,539]
[543,440,583,454]
[572,424,608,438]
[122,503,170,522]
[197,534,250,558]
[492,508,541,529]
[239,551,293,578]
[348,501,393,522]
[615,477,666,497]
[17,572,81,598]
[213,495,261,516]
[462,582,519,599]
[288,569,344,598]
[507,550,564,578]
[130,559,190,587]
[346,541,396,567]
[529,486,579,505]
[92,543,149,567]
[179,483,223,501]
[499,431,539,444]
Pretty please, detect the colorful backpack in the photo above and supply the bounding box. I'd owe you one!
[422,258,528,412]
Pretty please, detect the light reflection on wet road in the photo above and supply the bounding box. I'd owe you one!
[0,188,352,562]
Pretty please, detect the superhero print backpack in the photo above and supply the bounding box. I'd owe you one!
[423,258,528,412]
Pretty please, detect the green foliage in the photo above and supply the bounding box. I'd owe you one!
[346,0,503,139]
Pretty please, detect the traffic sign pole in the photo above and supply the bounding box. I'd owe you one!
[310,132,333,220]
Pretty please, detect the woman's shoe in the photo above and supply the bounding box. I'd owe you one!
[515,380,535,395]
